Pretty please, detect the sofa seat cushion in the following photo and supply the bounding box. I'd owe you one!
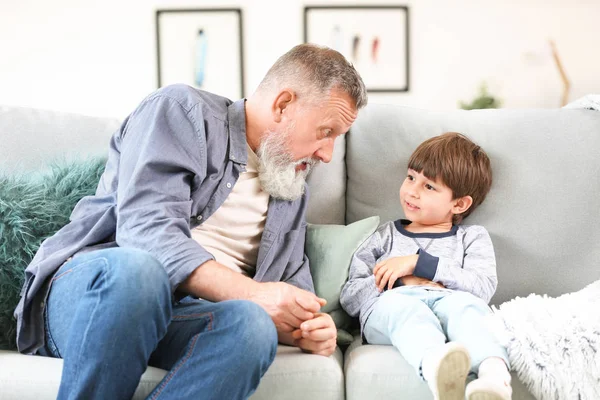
[0,345,344,400]
[343,337,535,400]
[0,349,167,399]
[252,345,344,400]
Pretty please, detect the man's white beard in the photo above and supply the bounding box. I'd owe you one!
[256,124,318,201]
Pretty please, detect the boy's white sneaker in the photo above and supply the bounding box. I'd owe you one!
[465,378,512,400]
[422,342,471,400]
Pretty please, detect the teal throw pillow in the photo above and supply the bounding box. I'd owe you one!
[0,157,106,350]
[306,216,380,341]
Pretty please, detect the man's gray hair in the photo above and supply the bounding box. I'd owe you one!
[257,43,368,110]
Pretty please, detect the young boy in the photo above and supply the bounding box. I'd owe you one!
[340,132,512,400]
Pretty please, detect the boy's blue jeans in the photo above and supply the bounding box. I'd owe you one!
[38,248,278,400]
[363,286,509,378]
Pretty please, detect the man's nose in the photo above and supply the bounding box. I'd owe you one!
[315,140,334,163]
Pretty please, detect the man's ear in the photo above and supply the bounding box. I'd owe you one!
[271,89,295,123]
[452,195,473,215]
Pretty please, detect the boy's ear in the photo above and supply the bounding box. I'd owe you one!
[452,195,473,215]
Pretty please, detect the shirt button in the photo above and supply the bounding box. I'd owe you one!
[196,215,203,221]
[231,155,236,160]
[226,182,232,188]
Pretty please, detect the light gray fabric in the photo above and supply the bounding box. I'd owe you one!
[0,346,344,400]
[0,350,167,400]
[343,337,535,400]
[0,105,119,174]
[251,346,344,400]
[306,135,346,225]
[346,104,600,305]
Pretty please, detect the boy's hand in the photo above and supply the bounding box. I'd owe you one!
[373,255,419,292]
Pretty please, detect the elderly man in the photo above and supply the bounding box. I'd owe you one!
[14,44,367,399]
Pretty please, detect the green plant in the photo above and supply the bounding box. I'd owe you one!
[460,83,502,110]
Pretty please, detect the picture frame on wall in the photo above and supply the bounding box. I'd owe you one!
[156,8,244,100]
[304,5,409,92]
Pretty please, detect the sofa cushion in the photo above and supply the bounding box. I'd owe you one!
[305,135,346,225]
[345,104,600,305]
[306,216,380,335]
[0,346,344,400]
[0,105,119,174]
[343,338,535,400]
[0,158,107,350]
[252,345,344,400]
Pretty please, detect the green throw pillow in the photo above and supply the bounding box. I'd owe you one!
[306,216,380,340]
[0,157,106,350]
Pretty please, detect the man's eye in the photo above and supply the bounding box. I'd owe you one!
[324,129,333,137]
[425,184,435,191]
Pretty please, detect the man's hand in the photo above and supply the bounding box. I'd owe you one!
[249,282,326,333]
[290,313,337,357]
[373,255,419,292]
[401,275,445,288]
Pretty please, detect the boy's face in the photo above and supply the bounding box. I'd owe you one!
[399,169,460,226]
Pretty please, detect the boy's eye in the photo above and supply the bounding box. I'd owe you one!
[407,174,414,181]
[425,184,435,191]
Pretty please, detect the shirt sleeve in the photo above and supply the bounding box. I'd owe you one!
[423,226,498,303]
[280,222,315,293]
[340,230,383,318]
[114,94,215,291]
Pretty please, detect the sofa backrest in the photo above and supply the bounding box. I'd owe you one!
[342,103,600,304]
[0,105,120,174]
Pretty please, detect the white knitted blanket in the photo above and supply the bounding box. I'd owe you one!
[563,94,600,111]
[490,280,600,400]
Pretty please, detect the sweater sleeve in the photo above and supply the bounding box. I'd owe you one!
[425,226,498,303]
[340,229,384,318]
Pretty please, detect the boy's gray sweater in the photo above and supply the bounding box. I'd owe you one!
[340,219,498,331]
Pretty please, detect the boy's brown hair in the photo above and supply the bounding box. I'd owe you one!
[408,132,492,224]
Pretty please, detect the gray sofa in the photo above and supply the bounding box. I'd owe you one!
[1,102,599,399]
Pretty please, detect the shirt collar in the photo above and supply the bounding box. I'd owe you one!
[227,99,249,165]
[393,219,458,238]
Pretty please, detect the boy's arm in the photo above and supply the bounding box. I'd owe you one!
[340,231,383,317]
[412,226,497,302]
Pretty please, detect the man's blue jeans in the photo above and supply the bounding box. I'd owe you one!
[39,248,278,400]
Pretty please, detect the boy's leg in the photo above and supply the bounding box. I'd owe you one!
[41,248,173,400]
[147,298,277,400]
[364,288,471,400]
[363,288,447,375]
[430,291,509,372]
[432,291,512,400]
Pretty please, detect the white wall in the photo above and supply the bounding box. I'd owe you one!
[1,0,599,118]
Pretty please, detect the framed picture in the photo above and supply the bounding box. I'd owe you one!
[304,6,409,92]
[156,8,244,100]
